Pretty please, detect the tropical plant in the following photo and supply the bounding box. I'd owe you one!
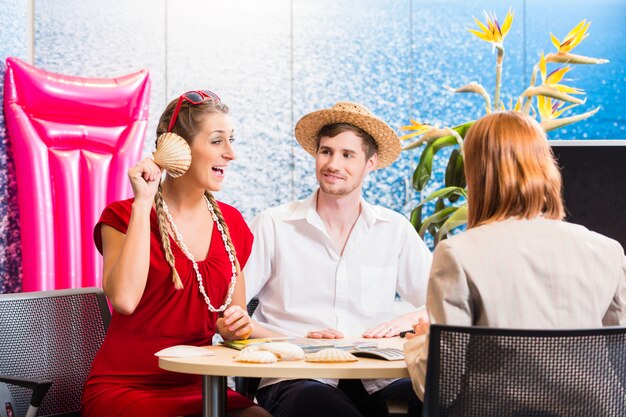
[401,9,607,245]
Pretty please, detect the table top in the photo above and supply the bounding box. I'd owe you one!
[159,337,410,379]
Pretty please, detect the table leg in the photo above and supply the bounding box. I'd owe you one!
[202,375,226,417]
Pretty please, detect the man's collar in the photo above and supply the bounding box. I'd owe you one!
[284,190,317,221]
[359,195,392,227]
[285,188,392,227]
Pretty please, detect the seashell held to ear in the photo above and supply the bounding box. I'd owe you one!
[234,348,278,364]
[305,348,358,363]
[153,132,192,178]
[258,342,305,361]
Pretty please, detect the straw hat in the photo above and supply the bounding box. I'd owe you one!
[294,102,401,169]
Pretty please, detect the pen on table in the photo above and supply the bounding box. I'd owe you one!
[399,330,415,338]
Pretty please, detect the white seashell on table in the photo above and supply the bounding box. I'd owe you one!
[258,342,305,360]
[305,348,358,363]
[234,349,278,364]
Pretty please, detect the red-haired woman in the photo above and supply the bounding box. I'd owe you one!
[405,111,626,410]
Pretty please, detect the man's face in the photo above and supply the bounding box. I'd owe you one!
[315,131,377,197]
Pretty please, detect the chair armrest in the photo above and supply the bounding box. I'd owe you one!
[0,375,52,407]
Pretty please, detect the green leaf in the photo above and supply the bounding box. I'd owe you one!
[427,223,438,240]
[445,149,466,202]
[412,135,466,191]
[450,121,475,139]
[410,121,474,192]
[410,205,424,234]
[444,149,460,187]
[446,149,466,188]
[435,198,446,212]
[431,135,460,152]
[412,145,434,191]
[418,206,458,238]
[414,186,467,210]
[408,121,473,240]
[435,205,468,245]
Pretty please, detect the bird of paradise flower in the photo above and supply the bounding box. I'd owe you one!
[400,10,607,244]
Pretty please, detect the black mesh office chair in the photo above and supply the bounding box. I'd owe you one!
[423,324,626,417]
[0,288,111,417]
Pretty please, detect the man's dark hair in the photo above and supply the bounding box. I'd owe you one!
[316,123,378,159]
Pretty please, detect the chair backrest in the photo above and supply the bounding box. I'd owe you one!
[234,297,262,399]
[3,57,150,291]
[423,324,626,417]
[247,296,259,317]
[0,288,111,417]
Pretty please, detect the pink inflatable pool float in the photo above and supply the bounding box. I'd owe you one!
[3,57,151,291]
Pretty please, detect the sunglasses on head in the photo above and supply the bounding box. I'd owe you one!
[167,90,221,133]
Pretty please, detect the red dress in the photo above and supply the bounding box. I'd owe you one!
[81,198,256,417]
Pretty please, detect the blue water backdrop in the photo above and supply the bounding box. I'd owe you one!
[1,0,625,291]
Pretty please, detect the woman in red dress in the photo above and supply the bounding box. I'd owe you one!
[81,90,271,417]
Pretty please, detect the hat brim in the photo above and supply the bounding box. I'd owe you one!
[294,108,401,169]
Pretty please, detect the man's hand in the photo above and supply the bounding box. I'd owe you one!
[363,311,427,338]
[216,305,253,341]
[363,317,409,338]
[306,328,344,339]
[405,317,430,340]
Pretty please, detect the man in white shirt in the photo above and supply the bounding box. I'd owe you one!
[244,102,432,417]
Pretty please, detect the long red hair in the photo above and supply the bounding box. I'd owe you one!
[463,111,565,228]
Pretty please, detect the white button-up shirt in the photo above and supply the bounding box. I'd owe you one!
[244,190,432,393]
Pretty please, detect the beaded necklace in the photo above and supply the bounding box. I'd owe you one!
[161,195,237,312]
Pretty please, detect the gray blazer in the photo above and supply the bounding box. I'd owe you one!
[428,217,626,329]
[405,217,626,403]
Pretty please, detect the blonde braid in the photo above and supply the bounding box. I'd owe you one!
[154,183,184,289]
[204,191,240,274]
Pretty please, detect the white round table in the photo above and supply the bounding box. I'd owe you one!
[159,338,409,417]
